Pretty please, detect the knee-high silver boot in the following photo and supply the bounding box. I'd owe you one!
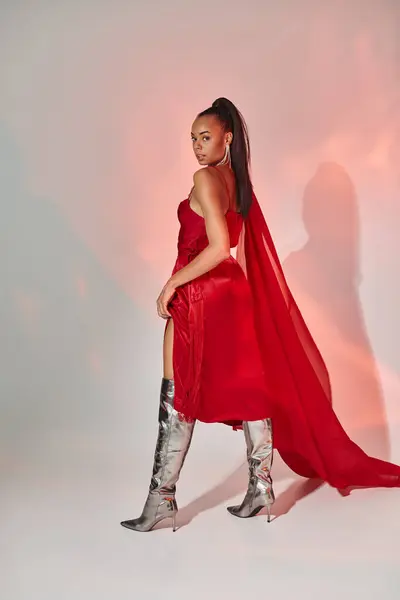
[227,418,275,521]
[120,377,195,532]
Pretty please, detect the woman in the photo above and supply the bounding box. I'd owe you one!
[121,97,400,533]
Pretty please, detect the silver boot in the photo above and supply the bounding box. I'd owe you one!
[227,418,275,522]
[120,378,195,532]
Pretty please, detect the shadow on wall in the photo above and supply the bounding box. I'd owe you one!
[0,125,157,463]
[283,161,390,460]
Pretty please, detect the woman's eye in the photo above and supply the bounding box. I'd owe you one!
[203,136,210,141]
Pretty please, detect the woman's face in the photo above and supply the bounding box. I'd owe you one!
[191,115,232,166]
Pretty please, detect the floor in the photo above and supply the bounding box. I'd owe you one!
[3,412,400,600]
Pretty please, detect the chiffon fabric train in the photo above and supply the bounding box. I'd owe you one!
[167,179,400,491]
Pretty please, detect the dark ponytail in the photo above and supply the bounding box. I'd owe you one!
[197,97,253,218]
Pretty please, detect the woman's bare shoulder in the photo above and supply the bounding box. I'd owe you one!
[192,166,222,190]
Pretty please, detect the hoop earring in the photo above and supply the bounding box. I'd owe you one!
[216,144,231,167]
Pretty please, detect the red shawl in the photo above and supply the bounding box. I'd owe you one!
[236,192,400,489]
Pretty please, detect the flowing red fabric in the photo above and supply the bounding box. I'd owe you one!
[236,192,400,489]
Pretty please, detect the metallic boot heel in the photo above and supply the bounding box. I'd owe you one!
[227,418,275,520]
[120,378,195,533]
[266,503,271,523]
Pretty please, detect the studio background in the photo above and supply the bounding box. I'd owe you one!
[1,1,400,598]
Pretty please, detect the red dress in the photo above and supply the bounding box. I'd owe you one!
[169,196,270,426]
[168,183,400,491]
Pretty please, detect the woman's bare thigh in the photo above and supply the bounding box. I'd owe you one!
[163,317,174,379]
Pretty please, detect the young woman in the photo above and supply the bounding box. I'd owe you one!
[121,97,400,533]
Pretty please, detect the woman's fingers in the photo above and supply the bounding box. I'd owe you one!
[156,286,173,319]
[161,299,171,318]
[156,295,170,319]
[162,298,171,317]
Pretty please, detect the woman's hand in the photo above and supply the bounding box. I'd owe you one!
[156,280,176,319]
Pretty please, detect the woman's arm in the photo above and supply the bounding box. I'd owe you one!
[156,168,230,318]
[170,168,230,288]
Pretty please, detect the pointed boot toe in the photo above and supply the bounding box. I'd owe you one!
[120,519,140,530]
[226,504,241,516]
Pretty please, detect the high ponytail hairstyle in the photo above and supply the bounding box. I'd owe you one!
[197,97,253,218]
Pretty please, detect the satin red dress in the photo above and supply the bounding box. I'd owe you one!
[169,196,270,426]
[167,184,400,491]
